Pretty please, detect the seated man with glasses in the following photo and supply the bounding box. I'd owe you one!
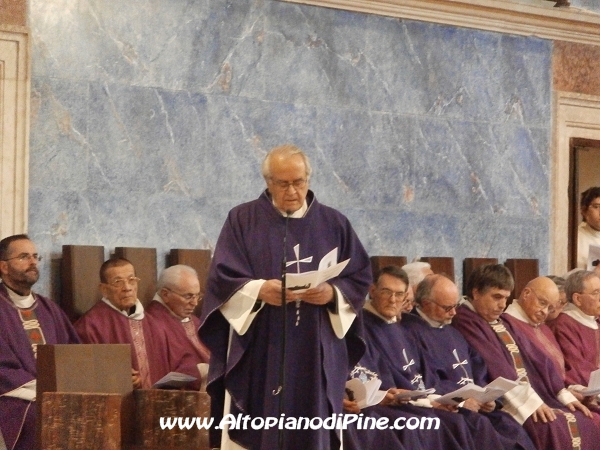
[548,270,600,391]
[0,234,80,450]
[146,265,210,388]
[453,265,600,449]
[74,257,171,389]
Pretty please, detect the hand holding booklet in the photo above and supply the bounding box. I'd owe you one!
[436,376,521,405]
[394,388,436,401]
[345,378,388,409]
[286,247,349,293]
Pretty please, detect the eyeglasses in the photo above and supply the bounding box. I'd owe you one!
[529,289,553,310]
[378,288,408,302]
[164,287,200,302]
[426,298,458,312]
[270,178,308,191]
[2,253,43,263]
[106,276,140,288]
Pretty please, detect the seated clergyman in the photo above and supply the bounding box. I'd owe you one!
[74,257,172,389]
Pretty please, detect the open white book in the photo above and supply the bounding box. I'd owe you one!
[436,376,521,405]
[286,247,349,293]
[345,378,388,409]
[580,369,600,396]
[153,372,197,389]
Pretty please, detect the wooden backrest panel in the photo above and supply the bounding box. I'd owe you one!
[61,245,105,320]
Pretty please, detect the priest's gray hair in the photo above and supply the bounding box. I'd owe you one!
[262,144,313,180]
[415,274,450,306]
[565,270,598,303]
[157,265,199,291]
[402,261,432,288]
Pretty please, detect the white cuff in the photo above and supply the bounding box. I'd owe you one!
[327,286,357,339]
[557,388,578,406]
[220,280,265,335]
[501,383,544,425]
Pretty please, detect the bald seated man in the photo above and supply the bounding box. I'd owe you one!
[503,277,599,405]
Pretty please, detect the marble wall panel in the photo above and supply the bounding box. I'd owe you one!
[28,0,552,294]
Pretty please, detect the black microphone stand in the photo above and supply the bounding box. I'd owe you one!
[275,212,290,450]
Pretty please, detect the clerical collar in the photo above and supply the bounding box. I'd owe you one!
[2,282,35,309]
[273,199,308,218]
[415,307,445,328]
[101,297,145,320]
[460,296,501,325]
[563,303,599,330]
[505,302,540,328]
[151,293,190,323]
[364,299,397,324]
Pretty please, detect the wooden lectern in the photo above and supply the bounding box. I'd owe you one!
[37,344,132,449]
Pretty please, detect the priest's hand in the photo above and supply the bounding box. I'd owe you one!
[300,282,335,306]
[432,401,458,412]
[479,400,496,413]
[531,403,556,423]
[462,398,481,413]
[343,399,361,414]
[381,388,410,406]
[259,279,298,306]
[566,400,592,418]
[132,369,142,390]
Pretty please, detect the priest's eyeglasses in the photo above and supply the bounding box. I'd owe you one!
[2,253,43,263]
[426,298,458,312]
[378,288,408,302]
[270,178,307,191]
[107,277,141,288]
[164,287,200,302]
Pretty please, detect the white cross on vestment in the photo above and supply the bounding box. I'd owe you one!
[402,348,415,371]
[286,244,313,273]
[452,349,473,385]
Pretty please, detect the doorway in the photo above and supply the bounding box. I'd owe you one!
[569,138,600,269]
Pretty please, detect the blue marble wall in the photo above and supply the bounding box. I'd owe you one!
[28,0,552,295]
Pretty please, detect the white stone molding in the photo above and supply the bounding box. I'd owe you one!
[552,91,600,274]
[280,0,600,46]
[0,24,29,239]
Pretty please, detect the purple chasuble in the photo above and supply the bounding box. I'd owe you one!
[74,300,171,388]
[548,313,600,387]
[199,190,371,450]
[356,309,515,450]
[146,300,210,389]
[453,304,600,449]
[402,312,535,450]
[0,283,80,450]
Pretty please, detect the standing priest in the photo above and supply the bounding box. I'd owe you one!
[199,144,371,450]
